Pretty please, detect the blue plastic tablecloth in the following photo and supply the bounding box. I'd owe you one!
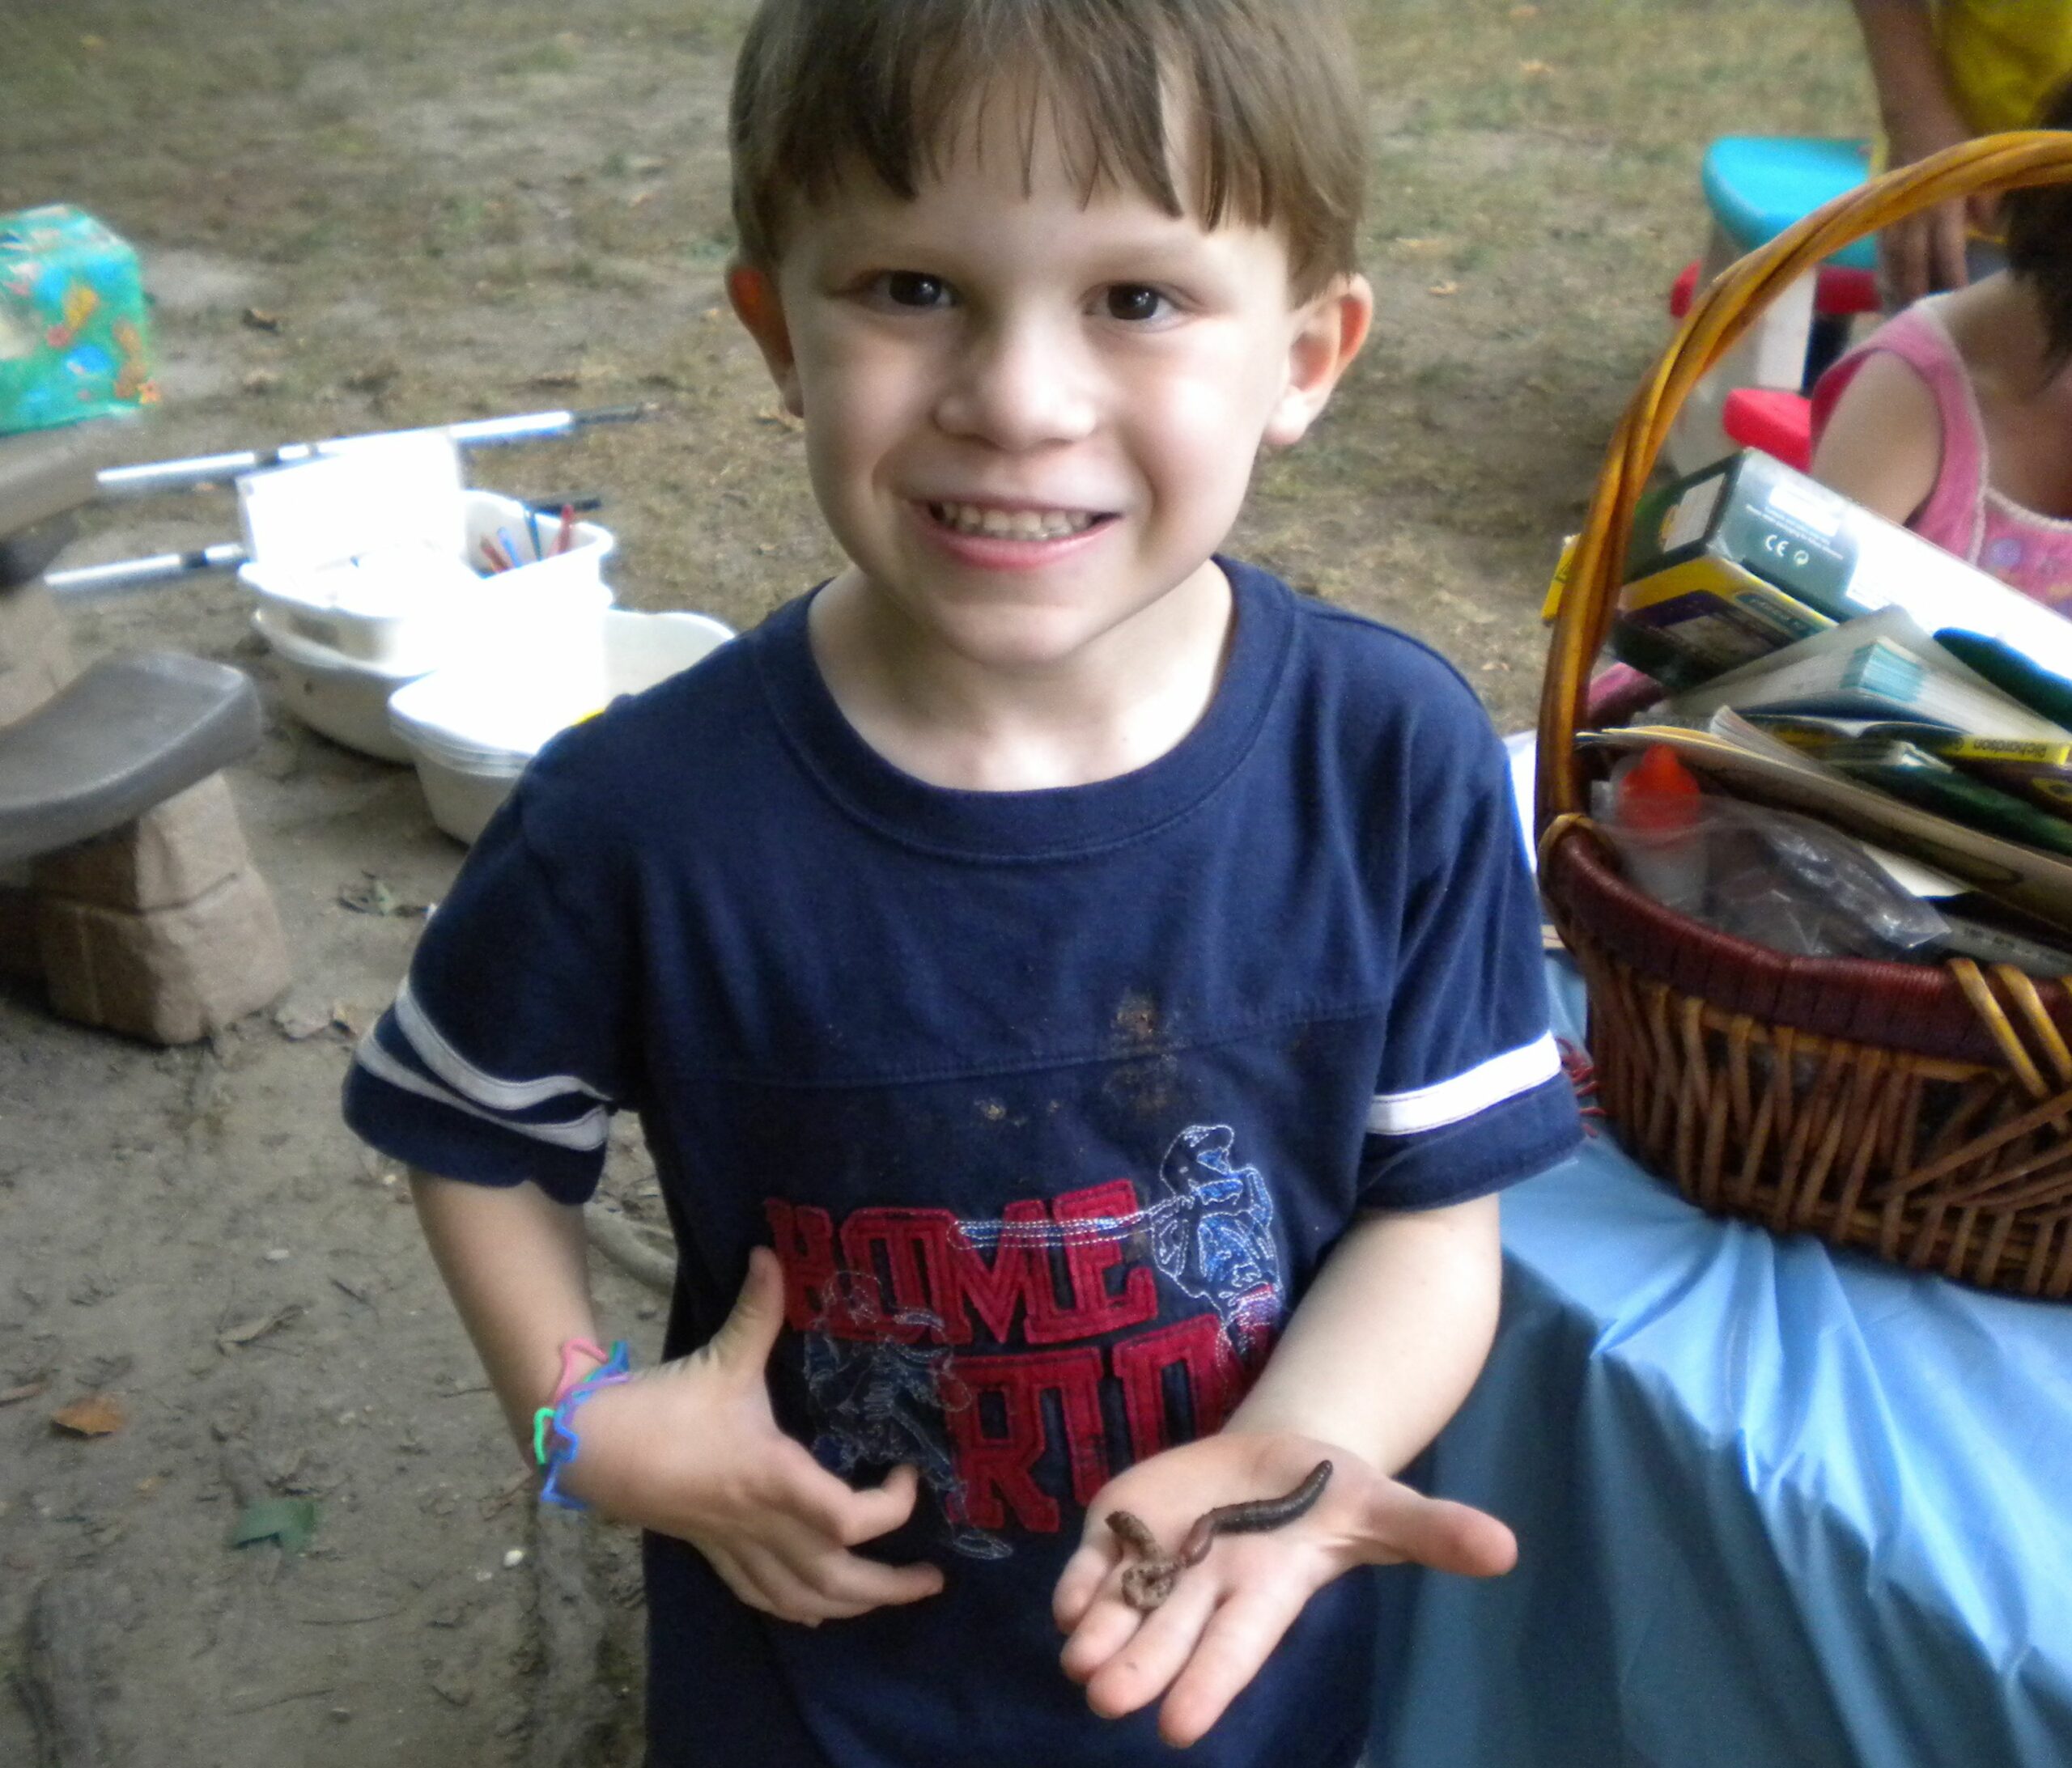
[1373,957,2072,1766]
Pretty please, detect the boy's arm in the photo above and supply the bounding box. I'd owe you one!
[409,1170,944,1623]
[1220,1195,1503,1470]
[410,1169,601,1456]
[1848,0,1989,303]
[1055,1195,1516,1750]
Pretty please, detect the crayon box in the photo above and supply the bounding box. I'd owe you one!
[0,205,156,439]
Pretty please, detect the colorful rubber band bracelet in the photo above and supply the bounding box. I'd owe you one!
[533,1339,632,1511]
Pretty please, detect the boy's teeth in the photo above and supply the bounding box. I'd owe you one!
[934,502,1095,540]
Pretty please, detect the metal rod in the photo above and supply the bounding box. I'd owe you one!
[93,403,654,499]
[46,543,248,600]
[45,493,609,600]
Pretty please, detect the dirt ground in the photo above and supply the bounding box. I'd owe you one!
[0,2,1873,1762]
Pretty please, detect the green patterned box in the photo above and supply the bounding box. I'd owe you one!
[0,205,156,438]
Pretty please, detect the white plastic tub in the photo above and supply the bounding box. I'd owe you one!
[388,608,734,842]
[240,490,616,672]
[253,609,425,762]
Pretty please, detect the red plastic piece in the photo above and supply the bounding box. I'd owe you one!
[1814,265,1879,316]
[1670,260,1878,322]
[1722,386,1813,472]
[1669,260,1700,318]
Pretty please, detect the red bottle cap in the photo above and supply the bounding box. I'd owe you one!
[1616,744,1702,835]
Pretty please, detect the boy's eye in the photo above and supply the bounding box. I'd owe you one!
[1102,285,1173,323]
[877,271,953,309]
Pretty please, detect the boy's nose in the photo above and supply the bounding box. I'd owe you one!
[934,319,1098,452]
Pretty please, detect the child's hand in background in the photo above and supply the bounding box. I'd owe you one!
[563,1247,945,1625]
[1052,1431,1514,1748]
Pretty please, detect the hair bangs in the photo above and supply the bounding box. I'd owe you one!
[731,0,1363,298]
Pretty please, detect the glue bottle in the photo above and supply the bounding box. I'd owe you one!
[1611,744,1706,912]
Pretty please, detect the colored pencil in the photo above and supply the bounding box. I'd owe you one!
[554,503,577,557]
[499,527,525,573]
[480,535,512,572]
[525,508,544,562]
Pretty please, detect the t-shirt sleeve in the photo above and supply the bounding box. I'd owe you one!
[1357,714,1581,1211]
[340,754,636,1205]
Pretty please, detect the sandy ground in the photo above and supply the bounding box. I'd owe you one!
[0,3,1870,1763]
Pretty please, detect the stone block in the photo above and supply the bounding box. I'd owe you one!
[32,774,252,912]
[0,877,37,980]
[36,864,291,1045]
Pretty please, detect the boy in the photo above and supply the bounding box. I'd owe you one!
[343,2,1582,1763]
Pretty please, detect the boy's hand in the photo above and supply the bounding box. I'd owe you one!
[1052,1432,1514,1748]
[561,1247,945,1625]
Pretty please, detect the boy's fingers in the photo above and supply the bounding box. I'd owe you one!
[705,1245,788,1374]
[833,1461,924,1545]
[1079,1576,1221,1719]
[730,1541,834,1624]
[1057,1589,1144,1684]
[1156,1582,1311,1749]
[1051,1538,1120,1633]
[800,1545,945,1611]
[762,1437,899,1541]
[1369,1490,1518,1579]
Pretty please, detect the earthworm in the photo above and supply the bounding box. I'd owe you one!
[1106,1459,1333,1613]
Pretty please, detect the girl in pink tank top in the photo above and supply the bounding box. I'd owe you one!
[1811,78,2072,611]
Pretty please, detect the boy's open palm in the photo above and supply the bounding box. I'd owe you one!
[1053,1432,1516,1749]
[563,1247,944,1625]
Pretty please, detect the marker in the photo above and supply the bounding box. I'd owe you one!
[498,527,524,573]
[525,508,544,562]
[554,503,576,557]
[480,535,512,572]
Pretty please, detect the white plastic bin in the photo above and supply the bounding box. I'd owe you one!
[388,608,734,842]
[240,490,616,672]
[253,609,427,762]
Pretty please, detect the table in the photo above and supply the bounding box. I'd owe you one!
[1372,956,2072,1766]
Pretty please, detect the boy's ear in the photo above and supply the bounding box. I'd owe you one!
[727,263,805,417]
[1263,273,1374,449]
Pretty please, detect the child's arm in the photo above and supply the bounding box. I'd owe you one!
[1053,1195,1515,1750]
[1848,0,1992,303]
[1808,348,1942,527]
[411,1171,944,1623]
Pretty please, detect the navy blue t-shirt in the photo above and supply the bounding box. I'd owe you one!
[343,559,1579,1768]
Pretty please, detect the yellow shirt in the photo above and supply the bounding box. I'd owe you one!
[1938,0,2072,134]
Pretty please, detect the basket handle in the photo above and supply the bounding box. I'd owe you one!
[1534,130,2072,844]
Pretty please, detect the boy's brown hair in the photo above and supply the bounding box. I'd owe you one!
[728,0,1365,299]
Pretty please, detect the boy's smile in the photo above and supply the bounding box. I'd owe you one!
[729,83,1369,776]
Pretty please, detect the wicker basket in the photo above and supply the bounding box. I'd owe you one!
[1537,131,2072,1302]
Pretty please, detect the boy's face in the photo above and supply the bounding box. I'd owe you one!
[730,91,1371,676]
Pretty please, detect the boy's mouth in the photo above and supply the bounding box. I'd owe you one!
[926,502,1109,541]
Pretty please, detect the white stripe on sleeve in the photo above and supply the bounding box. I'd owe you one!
[393,979,613,1113]
[1365,1031,1561,1138]
[355,1032,610,1152]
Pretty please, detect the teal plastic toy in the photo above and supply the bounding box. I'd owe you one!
[1700,138,1878,269]
[0,205,156,439]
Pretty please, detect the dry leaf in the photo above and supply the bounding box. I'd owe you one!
[51,1393,125,1436]
[1510,4,1539,17]
[1427,281,1460,297]
[241,307,283,333]
[0,1380,48,1406]
[529,367,586,389]
[1518,59,1552,77]
[242,368,282,395]
[218,1305,303,1353]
